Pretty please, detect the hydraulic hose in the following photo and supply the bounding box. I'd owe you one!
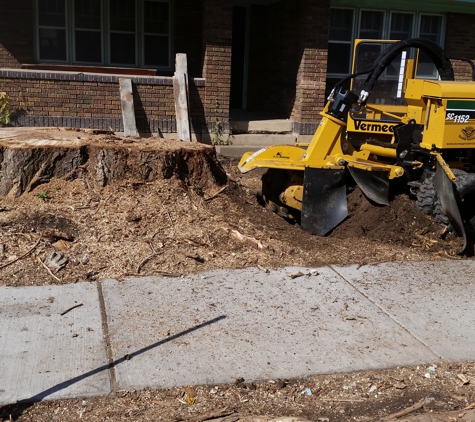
[360,38,455,104]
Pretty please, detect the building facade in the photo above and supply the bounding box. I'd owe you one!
[1,0,475,139]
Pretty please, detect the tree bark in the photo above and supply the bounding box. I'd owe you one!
[0,128,227,197]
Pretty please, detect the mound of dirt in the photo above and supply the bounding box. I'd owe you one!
[0,129,466,288]
[331,186,461,250]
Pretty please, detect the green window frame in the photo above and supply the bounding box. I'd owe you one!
[34,0,173,70]
[328,6,445,80]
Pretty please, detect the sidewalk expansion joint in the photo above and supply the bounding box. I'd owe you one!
[329,265,441,360]
[96,280,118,391]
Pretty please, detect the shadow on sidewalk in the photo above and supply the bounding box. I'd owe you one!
[0,315,227,421]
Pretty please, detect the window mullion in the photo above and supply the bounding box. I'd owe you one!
[138,0,143,68]
[68,0,74,64]
[104,0,110,66]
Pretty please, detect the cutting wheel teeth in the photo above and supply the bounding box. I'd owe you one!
[265,199,293,220]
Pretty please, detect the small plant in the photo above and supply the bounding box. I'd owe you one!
[210,99,233,146]
[0,92,11,126]
[37,191,52,201]
[211,118,233,146]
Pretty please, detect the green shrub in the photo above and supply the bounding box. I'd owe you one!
[0,92,11,126]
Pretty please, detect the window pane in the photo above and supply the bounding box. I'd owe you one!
[144,35,168,66]
[390,13,413,40]
[417,51,438,78]
[327,43,352,74]
[359,10,384,39]
[329,8,353,41]
[75,0,101,29]
[417,15,443,78]
[38,0,65,27]
[75,30,102,62]
[110,33,136,64]
[110,0,135,32]
[419,15,443,43]
[39,27,67,60]
[144,1,169,34]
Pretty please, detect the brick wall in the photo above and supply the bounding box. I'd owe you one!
[0,70,206,135]
[291,0,330,134]
[202,0,232,127]
[0,0,34,68]
[0,0,203,75]
[0,0,220,136]
[445,12,475,81]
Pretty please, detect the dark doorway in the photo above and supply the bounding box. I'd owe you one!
[230,6,247,109]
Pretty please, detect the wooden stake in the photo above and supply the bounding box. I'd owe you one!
[119,78,138,137]
[173,53,191,141]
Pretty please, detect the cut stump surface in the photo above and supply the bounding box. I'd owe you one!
[0,127,227,197]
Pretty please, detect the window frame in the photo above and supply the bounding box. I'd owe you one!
[389,11,415,41]
[327,6,445,81]
[141,0,172,69]
[417,13,445,45]
[34,0,173,70]
[358,8,387,40]
[72,0,105,64]
[327,7,356,78]
[35,0,70,63]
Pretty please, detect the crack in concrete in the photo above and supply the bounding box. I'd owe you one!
[96,280,118,391]
[329,265,441,360]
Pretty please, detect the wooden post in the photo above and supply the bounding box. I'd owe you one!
[173,53,191,141]
[119,78,138,137]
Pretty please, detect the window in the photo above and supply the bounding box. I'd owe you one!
[328,8,354,75]
[390,12,414,40]
[35,0,172,69]
[359,10,385,39]
[38,0,67,61]
[327,7,445,84]
[417,14,444,78]
[74,0,102,63]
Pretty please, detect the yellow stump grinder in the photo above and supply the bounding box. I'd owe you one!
[238,38,475,254]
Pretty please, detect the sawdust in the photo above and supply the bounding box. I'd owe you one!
[0,130,465,287]
[0,129,471,422]
[2,361,475,421]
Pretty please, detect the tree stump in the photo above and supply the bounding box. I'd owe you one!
[0,128,227,197]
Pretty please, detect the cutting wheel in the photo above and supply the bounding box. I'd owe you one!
[261,169,301,220]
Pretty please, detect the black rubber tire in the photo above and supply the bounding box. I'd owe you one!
[416,169,475,235]
[416,173,437,215]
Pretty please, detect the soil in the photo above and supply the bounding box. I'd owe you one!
[2,362,475,421]
[0,129,465,287]
[0,128,471,421]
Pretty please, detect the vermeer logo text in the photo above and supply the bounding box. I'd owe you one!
[354,121,396,133]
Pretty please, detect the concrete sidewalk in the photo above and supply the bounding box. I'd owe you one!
[1,260,475,406]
